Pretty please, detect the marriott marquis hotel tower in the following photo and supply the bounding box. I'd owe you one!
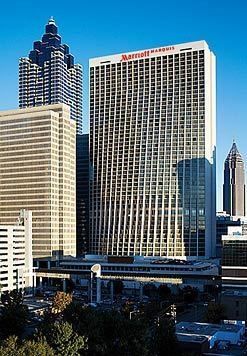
[90,41,216,259]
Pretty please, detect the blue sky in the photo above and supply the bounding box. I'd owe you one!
[0,0,247,210]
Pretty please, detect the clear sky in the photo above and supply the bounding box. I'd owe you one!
[0,0,247,210]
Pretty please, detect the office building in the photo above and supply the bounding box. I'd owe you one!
[76,134,90,255]
[221,290,247,321]
[19,18,83,134]
[90,41,216,259]
[0,104,76,259]
[0,210,34,292]
[216,212,247,258]
[221,222,247,290]
[222,234,247,267]
[223,142,246,216]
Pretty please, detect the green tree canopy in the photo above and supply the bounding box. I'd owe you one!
[0,336,54,356]
[38,321,85,356]
[150,319,180,356]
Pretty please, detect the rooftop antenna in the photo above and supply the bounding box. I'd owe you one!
[48,16,55,24]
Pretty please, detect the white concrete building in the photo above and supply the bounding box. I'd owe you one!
[90,41,216,259]
[0,210,34,293]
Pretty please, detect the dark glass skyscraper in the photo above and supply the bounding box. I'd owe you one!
[19,18,83,134]
[76,134,90,255]
[223,142,246,216]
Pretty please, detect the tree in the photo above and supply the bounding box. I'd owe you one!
[150,319,180,356]
[66,279,75,293]
[0,336,55,356]
[141,301,161,324]
[205,302,226,324]
[0,290,29,337]
[64,305,149,356]
[63,302,185,355]
[107,279,124,296]
[158,285,171,301]
[113,279,124,295]
[52,291,72,314]
[38,321,85,356]
[0,336,18,356]
[143,283,158,298]
[181,286,198,304]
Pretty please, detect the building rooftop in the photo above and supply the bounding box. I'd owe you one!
[89,40,211,66]
[222,235,247,241]
[59,255,218,269]
[176,322,243,337]
[222,290,247,297]
[0,103,70,118]
[176,333,208,344]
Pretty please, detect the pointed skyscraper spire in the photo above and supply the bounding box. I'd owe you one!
[223,141,246,216]
[45,16,58,35]
[19,19,82,134]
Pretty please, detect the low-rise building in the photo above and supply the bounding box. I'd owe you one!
[176,321,245,349]
[36,255,220,293]
[222,227,247,290]
[221,290,247,321]
[216,212,247,258]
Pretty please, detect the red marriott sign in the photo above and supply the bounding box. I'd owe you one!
[120,46,175,62]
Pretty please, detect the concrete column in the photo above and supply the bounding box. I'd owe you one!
[110,280,114,303]
[62,279,66,292]
[32,273,36,295]
[90,273,93,303]
[88,277,91,303]
[139,282,143,301]
[96,278,101,303]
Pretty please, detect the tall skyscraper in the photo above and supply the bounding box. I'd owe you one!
[19,18,83,134]
[76,134,90,255]
[0,104,76,259]
[90,41,216,259]
[223,142,246,216]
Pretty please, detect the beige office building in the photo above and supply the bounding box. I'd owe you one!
[0,104,76,259]
[90,41,216,259]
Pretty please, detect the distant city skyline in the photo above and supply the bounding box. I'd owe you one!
[0,0,247,210]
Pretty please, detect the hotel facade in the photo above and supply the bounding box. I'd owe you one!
[0,104,76,259]
[90,41,216,259]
